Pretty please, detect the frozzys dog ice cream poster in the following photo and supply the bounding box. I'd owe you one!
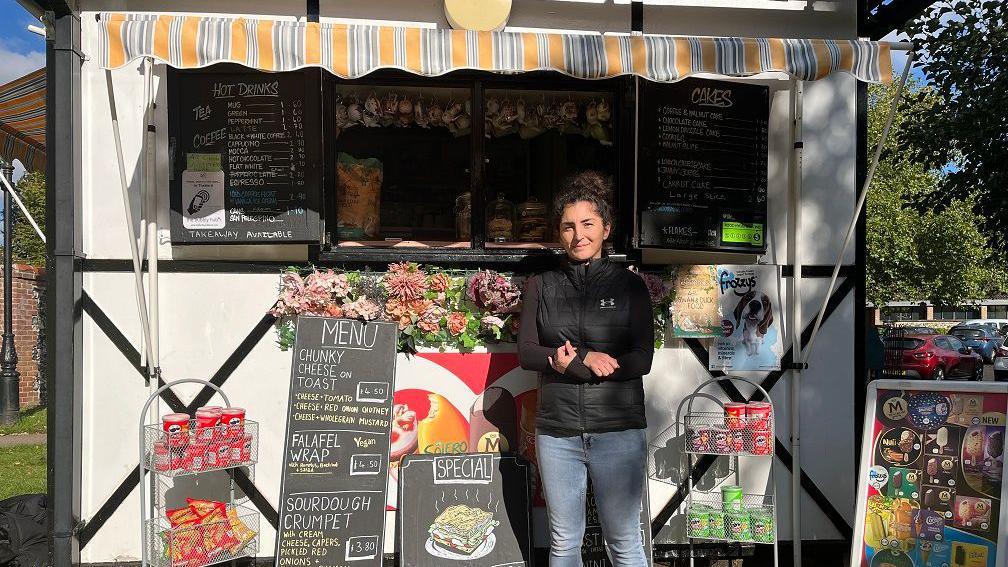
[853,382,1008,567]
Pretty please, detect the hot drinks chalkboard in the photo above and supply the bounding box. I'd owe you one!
[275,317,398,567]
[398,453,533,567]
[581,480,653,567]
[169,69,319,243]
[637,77,769,252]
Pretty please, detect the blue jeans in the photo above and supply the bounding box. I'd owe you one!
[536,429,648,567]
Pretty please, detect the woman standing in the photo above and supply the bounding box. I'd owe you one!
[518,171,654,567]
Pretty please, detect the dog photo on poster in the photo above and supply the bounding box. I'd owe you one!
[709,265,782,371]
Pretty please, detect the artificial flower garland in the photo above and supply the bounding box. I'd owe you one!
[270,263,675,353]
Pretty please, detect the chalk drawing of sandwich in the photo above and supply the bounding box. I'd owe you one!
[426,504,499,560]
[187,189,211,215]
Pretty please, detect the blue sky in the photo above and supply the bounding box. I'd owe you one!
[0,1,45,86]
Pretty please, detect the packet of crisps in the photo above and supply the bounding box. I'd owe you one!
[226,506,257,553]
[167,506,201,528]
[162,524,208,567]
[199,505,241,558]
[186,498,225,518]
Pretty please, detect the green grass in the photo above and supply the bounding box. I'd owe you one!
[0,444,46,499]
[0,406,47,436]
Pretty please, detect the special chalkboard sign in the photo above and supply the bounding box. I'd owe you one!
[398,453,533,567]
[582,480,653,567]
[275,317,398,567]
[637,77,769,252]
[169,69,319,244]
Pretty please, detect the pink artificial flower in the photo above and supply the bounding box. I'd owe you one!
[429,273,452,293]
[343,297,381,321]
[331,273,352,298]
[324,303,344,318]
[480,315,505,332]
[418,304,446,334]
[466,270,521,313]
[384,262,428,301]
[446,312,468,336]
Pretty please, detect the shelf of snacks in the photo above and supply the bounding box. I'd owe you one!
[147,501,259,567]
[686,490,776,545]
[683,402,774,457]
[143,411,259,478]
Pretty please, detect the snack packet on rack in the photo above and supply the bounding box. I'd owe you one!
[226,506,257,553]
[199,505,241,558]
[166,506,201,528]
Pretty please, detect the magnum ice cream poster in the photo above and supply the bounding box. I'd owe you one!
[855,386,1007,567]
[397,453,533,567]
[387,353,542,511]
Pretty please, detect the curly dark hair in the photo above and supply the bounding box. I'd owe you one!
[552,170,614,227]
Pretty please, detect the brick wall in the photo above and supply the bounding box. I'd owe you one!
[0,264,45,408]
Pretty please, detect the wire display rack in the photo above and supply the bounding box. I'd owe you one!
[673,377,779,567]
[138,379,261,567]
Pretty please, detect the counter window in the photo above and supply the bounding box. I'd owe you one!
[327,84,472,248]
[483,88,616,249]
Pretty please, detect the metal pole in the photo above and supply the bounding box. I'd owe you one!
[788,80,804,567]
[0,162,21,425]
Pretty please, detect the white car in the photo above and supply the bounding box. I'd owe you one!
[995,356,1008,382]
[961,319,1008,335]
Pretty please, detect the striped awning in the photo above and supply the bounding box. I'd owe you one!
[98,13,893,84]
[0,68,46,173]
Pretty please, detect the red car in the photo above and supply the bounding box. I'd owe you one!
[885,334,983,381]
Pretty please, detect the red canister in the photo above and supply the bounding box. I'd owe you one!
[748,428,772,455]
[162,413,190,435]
[689,428,711,453]
[221,407,246,439]
[181,439,208,472]
[194,408,221,442]
[712,427,732,454]
[746,402,772,430]
[728,431,744,453]
[724,403,747,431]
[153,441,171,472]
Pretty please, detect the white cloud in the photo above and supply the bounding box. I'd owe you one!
[0,40,44,86]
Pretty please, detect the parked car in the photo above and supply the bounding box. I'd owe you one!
[884,334,983,380]
[949,324,1003,363]
[960,319,1008,337]
[995,356,1008,382]
[904,326,938,335]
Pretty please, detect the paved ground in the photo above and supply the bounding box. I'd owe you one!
[0,433,46,447]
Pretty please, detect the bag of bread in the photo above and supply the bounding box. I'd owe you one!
[336,152,382,238]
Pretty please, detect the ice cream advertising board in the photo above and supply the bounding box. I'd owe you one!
[853,381,1008,567]
[397,453,533,567]
[275,317,398,567]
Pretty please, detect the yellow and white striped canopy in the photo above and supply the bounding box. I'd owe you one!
[98,12,892,84]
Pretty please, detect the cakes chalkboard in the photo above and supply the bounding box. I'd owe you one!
[169,69,319,243]
[638,77,769,252]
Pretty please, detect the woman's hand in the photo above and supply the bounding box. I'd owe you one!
[583,351,620,377]
[548,341,577,374]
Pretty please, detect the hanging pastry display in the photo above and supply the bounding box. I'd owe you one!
[332,89,610,144]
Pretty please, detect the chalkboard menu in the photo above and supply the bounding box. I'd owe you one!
[637,77,769,252]
[169,69,320,243]
[398,453,533,567]
[275,317,398,567]
[582,481,653,567]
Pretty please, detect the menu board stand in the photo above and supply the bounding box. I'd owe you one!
[852,380,1008,567]
[168,67,320,244]
[637,77,769,252]
[275,317,398,567]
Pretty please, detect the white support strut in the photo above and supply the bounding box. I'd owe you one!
[106,69,156,375]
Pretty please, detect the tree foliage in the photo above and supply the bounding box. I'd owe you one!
[866,80,1003,308]
[901,0,1008,244]
[1,171,46,267]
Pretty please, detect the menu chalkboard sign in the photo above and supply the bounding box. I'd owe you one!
[275,317,398,567]
[582,481,653,567]
[398,453,533,567]
[169,69,319,243]
[637,77,769,252]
